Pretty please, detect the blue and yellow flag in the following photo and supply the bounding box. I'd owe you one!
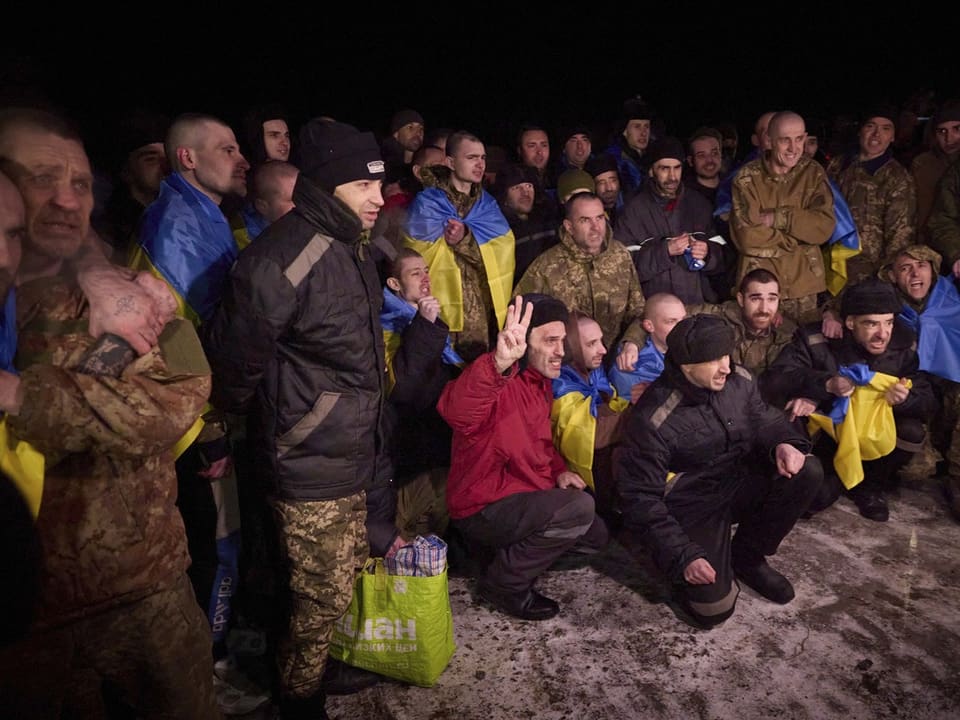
[129,173,239,327]
[607,338,664,399]
[402,188,515,332]
[380,288,463,394]
[551,366,628,489]
[822,179,861,296]
[807,363,910,489]
[900,276,960,383]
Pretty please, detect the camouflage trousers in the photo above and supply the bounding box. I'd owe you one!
[0,574,217,719]
[272,491,368,701]
[396,466,450,542]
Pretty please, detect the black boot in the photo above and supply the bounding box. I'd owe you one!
[321,657,384,695]
[847,483,889,522]
[733,559,795,604]
[476,581,559,620]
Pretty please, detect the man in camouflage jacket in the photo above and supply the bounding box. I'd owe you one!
[827,106,916,283]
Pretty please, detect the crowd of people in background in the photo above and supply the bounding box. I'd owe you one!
[1,87,960,719]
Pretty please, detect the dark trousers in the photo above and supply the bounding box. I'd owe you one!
[810,416,924,510]
[453,488,608,594]
[668,456,823,625]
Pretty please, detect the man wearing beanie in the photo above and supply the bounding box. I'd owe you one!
[928,112,960,277]
[615,136,725,306]
[763,278,936,522]
[380,108,424,167]
[602,96,657,195]
[617,314,822,628]
[438,294,608,621]
[885,245,960,520]
[826,105,916,283]
[730,111,836,325]
[585,153,626,224]
[558,125,593,171]
[204,118,387,719]
[491,162,559,284]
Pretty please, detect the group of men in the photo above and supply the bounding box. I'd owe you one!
[3,93,960,720]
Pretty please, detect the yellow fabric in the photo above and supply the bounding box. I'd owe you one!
[807,373,911,489]
[383,329,402,395]
[0,417,45,520]
[401,233,515,333]
[823,241,862,297]
[551,394,628,491]
[478,234,516,331]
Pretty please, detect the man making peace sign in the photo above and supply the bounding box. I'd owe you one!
[437,294,609,621]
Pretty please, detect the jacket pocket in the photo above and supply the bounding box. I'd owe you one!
[276,391,340,459]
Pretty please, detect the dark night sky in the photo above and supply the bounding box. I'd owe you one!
[2,9,954,168]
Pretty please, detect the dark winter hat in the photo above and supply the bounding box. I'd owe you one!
[560,124,592,145]
[666,315,735,365]
[932,100,960,127]
[389,109,424,134]
[840,278,903,318]
[117,108,169,156]
[518,293,569,340]
[584,153,619,178]
[492,163,537,200]
[645,136,686,166]
[861,104,899,127]
[298,119,385,193]
[622,97,654,122]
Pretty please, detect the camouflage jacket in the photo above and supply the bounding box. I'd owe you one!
[827,152,916,278]
[10,276,211,629]
[514,225,646,352]
[911,149,955,241]
[928,160,960,266]
[730,154,835,299]
[687,300,796,376]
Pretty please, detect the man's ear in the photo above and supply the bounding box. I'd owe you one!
[642,318,654,334]
[176,147,195,170]
[844,316,855,332]
[386,277,401,293]
[443,156,455,170]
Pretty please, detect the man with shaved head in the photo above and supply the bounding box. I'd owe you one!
[730,111,835,324]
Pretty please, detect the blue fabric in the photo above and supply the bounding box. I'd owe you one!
[208,529,241,645]
[607,338,664,399]
[380,288,464,367]
[0,289,17,374]
[552,365,614,417]
[405,188,509,245]
[826,179,859,250]
[138,173,237,323]
[823,363,875,423]
[603,142,644,195]
[900,276,960,383]
[242,203,268,241]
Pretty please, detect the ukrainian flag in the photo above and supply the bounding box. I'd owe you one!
[807,363,910,489]
[822,179,861,296]
[607,338,664,399]
[900,276,960,383]
[402,188,515,332]
[551,366,628,489]
[380,288,463,394]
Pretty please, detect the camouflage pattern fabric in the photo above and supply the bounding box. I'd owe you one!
[911,150,953,242]
[396,466,450,541]
[688,300,797,375]
[272,491,368,700]
[827,155,916,281]
[514,225,646,352]
[0,564,217,719]
[777,293,822,325]
[928,160,960,266]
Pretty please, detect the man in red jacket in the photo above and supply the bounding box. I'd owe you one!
[437,293,608,620]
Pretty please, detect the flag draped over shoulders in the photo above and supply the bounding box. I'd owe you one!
[900,276,960,383]
[402,188,514,333]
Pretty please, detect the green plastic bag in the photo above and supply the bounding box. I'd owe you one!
[329,557,456,687]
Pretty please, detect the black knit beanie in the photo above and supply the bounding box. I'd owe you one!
[298,119,385,193]
[519,293,569,341]
[840,278,903,318]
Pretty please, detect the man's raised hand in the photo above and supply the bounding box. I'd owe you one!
[494,295,533,373]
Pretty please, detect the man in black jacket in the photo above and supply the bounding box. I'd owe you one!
[203,119,386,720]
[617,315,822,628]
[762,278,937,522]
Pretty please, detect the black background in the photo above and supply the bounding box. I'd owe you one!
[2,8,954,169]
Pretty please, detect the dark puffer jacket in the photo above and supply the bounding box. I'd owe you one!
[616,360,809,582]
[204,174,386,501]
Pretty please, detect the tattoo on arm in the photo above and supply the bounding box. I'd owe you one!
[75,334,137,378]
